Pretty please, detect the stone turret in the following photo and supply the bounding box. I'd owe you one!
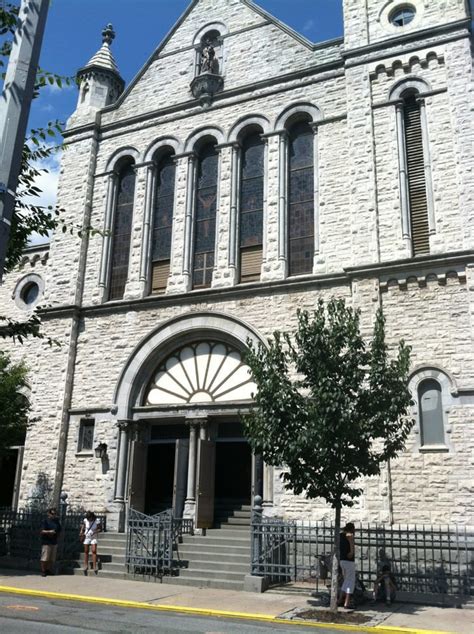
[72,24,124,122]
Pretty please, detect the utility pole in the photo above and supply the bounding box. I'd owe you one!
[0,0,50,278]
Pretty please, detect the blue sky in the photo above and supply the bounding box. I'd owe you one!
[31,0,344,131]
[7,0,343,223]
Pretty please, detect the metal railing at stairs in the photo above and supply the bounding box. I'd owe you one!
[125,508,193,579]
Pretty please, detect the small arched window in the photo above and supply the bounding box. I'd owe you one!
[418,379,445,447]
[198,29,222,75]
[193,142,218,289]
[288,121,314,276]
[109,162,136,300]
[151,153,176,293]
[239,132,264,283]
[402,92,430,256]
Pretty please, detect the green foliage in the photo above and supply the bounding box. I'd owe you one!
[244,298,414,509]
[0,351,31,455]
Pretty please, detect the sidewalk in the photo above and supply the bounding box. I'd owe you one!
[0,570,472,633]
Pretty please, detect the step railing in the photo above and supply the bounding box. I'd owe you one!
[126,508,193,579]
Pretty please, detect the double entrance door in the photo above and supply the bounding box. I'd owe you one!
[129,421,252,528]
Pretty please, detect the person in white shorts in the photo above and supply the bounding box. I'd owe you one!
[80,511,101,574]
[339,522,356,609]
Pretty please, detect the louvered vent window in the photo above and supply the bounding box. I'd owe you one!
[288,122,314,276]
[193,143,218,289]
[151,154,175,293]
[239,133,264,283]
[109,164,136,300]
[403,94,429,256]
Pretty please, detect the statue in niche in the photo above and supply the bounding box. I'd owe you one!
[200,39,219,74]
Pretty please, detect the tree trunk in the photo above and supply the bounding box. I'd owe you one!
[329,504,341,613]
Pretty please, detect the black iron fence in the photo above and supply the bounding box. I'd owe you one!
[251,513,474,600]
[126,508,193,579]
[0,507,107,563]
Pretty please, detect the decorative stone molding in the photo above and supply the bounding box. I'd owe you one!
[370,52,444,81]
[380,269,466,292]
[190,72,224,107]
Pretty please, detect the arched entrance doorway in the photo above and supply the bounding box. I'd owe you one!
[113,313,265,529]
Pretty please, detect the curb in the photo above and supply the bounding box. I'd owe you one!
[0,585,453,634]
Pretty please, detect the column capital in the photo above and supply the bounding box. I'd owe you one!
[116,419,133,432]
[185,414,208,426]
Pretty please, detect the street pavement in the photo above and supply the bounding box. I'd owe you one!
[0,570,472,633]
[0,592,343,633]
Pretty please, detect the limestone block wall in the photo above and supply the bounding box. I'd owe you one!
[343,0,468,50]
[104,0,342,127]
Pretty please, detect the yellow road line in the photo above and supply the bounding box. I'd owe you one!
[0,585,454,634]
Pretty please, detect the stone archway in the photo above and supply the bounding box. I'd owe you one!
[113,312,266,527]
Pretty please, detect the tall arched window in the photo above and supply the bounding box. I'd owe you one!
[109,162,136,300]
[193,143,218,289]
[403,92,430,256]
[239,132,264,283]
[151,153,176,293]
[418,379,445,447]
[288,122,314,276]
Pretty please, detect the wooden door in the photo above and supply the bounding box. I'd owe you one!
[128,439,147,512]
[195,439,216,529]
[172,439,189,519]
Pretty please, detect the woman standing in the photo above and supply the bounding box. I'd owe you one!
[339,522,356,609]
[80,511,101,575]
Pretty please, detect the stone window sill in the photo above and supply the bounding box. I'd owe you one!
[75,451,94,457]
[419,445,449,453]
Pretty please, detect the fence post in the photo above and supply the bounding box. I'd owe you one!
[244,494,268,592]
[57,492,68,564]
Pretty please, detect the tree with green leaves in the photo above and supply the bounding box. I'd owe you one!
[0,2,76,342]
[0,350,31,455]
[244,298,414,611]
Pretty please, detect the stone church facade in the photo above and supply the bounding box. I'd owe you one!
[1,0,473,529]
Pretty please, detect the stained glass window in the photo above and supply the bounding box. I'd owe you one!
[193,144,218,288]
[151,154,175,293]
[239,133,264,283]
[288,122,314,276]
[109,164,136,300]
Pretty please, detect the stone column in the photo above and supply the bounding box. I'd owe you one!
[182,152,196,292]
[213,142,237,287]
[167,153,191,294]
[124,163,149,300]
[114,419,132,532]
[98,171,118,302]
[139,162,156,296]
[184,422,198,511]
[310,122,322,272]
[395,101,412,253]
[417,96,435,236]
[260,131,285,282]
[278,130,288,274]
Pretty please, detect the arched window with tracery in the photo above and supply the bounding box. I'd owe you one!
[193,142,218,289]
[239,132,264,283]
[151,152,176,293]
[418,378,445,447]
[288,121,314,276]
[109,162,136,300]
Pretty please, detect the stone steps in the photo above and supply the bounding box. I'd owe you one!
[68,502,252,590]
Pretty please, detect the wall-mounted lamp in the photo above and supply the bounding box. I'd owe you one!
[94,442,108,460]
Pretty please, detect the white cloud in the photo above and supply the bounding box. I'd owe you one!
[22,145,62,246]
[303,19,315,32]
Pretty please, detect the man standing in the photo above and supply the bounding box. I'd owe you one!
[339,522,356,609]
[40,508,61,577]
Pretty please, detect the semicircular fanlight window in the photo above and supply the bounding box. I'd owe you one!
[145,341,257,406]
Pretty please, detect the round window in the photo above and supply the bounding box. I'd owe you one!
[389,6,416,27]
[21,282,40,306]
